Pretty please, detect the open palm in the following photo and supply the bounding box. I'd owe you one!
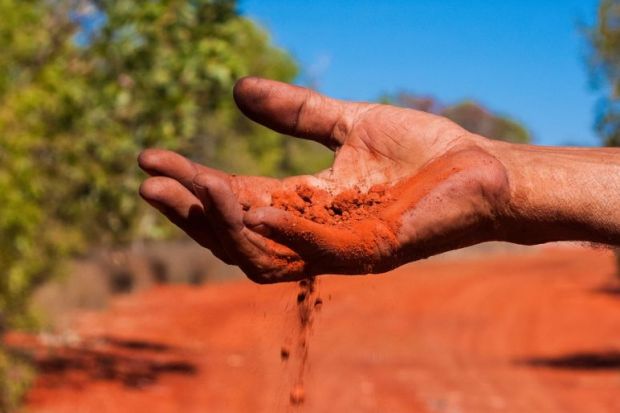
[139,77,509,283]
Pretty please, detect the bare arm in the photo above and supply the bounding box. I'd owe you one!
[485,142,620,246]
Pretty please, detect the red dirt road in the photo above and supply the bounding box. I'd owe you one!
[13,246,620,412]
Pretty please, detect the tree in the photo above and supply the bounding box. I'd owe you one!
[589,0,620,146]
[383,92,531,143]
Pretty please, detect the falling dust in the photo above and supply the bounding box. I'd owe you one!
[280,277,323,407]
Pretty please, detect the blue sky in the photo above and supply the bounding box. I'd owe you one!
[240,0,602,146]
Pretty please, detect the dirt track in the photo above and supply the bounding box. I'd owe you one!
[12,246,620,412]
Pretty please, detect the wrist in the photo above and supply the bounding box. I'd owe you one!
[481,138,620,245]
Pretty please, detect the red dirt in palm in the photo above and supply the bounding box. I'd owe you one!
[271,184,391,225]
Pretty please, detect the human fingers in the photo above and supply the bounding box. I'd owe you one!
[138,148,287,208]
[138,148,226,189]
[139,176,233,264]
[192,173,279,282]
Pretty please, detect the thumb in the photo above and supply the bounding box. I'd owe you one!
[233,77,359,150]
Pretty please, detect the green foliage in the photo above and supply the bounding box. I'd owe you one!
[383,92,531,143]
[0,0,77,330]
[0,2,78,406]
[589,0,620,146]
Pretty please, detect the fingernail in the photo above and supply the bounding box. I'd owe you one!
[192,181,209,200]
[247,223,272,237]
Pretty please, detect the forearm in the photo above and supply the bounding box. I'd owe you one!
[484,140,620,246]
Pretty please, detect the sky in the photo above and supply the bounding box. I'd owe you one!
[240,0,602,146]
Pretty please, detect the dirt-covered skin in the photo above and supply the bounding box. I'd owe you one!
[139,77,620,283]
[138,77,510,283]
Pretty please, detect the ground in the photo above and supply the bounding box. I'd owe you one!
[8,246,620,413]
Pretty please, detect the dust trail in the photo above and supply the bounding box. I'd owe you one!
[283,277,322,407]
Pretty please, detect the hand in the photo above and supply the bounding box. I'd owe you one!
[138,77,510,283]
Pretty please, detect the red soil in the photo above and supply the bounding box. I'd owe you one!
[271,184,390,225]
[9,246,620,413]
